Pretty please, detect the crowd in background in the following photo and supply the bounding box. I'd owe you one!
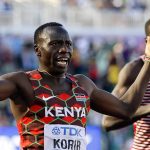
[0,0,148,12]
[64,0,147,11]
[0,33,146,150]
[0,0,149,150]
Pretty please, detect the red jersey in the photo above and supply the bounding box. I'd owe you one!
[16,70,90,149]
[131,80,150,150]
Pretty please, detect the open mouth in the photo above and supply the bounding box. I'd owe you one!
[56,57,69,67]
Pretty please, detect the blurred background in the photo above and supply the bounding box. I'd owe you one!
[0,0,150,150]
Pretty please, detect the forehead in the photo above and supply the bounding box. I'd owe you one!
[40,26,72,43]
[147,25,150,35]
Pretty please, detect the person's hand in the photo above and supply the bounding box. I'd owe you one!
[145,36,150,57]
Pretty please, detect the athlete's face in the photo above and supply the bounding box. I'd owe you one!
[36,26,73,76]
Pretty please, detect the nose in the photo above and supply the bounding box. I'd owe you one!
[58,44,68,53]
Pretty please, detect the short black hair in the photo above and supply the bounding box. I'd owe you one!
[145,19,150,36]
[34,22,63,45]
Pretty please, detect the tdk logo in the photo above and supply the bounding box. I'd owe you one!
[52,127,61,135]
[52,126,82,137]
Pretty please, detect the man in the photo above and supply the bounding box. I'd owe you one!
[0,22,150,150]
[102,19,150,150]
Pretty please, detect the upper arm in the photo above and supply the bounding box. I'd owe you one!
[91,62,138,117]
[0,72,23,100]
[75,60,145,119]
[112,60,140,98]
[102,59,145,130]
[102,104,150,131]
[74,74,96,97]
[76,74,133,119]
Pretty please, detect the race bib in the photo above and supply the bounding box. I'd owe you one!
[44,124,87,150]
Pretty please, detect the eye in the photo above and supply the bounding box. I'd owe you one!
[50,42,58,46]
[66,41,72,47]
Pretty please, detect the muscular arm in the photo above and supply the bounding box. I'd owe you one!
[102,104,150,131]
[76,59,150,119]
[0,72,18,100]
[0,71,29,100]
[102,58,150,131]
[77,36,150,120]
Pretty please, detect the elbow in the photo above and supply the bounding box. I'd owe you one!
[118,103,135,119]
[102,116,113,131]
[123,110,132,120]
[123,106,135,119]
[102,117,107,128]
[0,95,10,101]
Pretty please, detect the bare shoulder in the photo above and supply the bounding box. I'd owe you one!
[0,71,31,90]
[74,74,95,85]
[119,58,143,82]
[74,74,97,96]
[0,71,32,100]
[0,71,28,81]
[112,58,143,96]
[122,58,143,73]
[74,74,89,81]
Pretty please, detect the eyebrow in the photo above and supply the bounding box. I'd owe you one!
[49,40,72,43]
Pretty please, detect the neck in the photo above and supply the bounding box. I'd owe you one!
[38,69,66,79]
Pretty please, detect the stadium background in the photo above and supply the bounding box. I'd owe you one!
[0,0,149,150]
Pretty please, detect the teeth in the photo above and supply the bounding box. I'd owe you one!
[57,61,67,65]
[60,59,67,61]
[56,57,68,66]
[57,58,68,61]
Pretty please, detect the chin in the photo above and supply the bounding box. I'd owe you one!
[55,67,67,74]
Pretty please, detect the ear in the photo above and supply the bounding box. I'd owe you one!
[34,44,41,57]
